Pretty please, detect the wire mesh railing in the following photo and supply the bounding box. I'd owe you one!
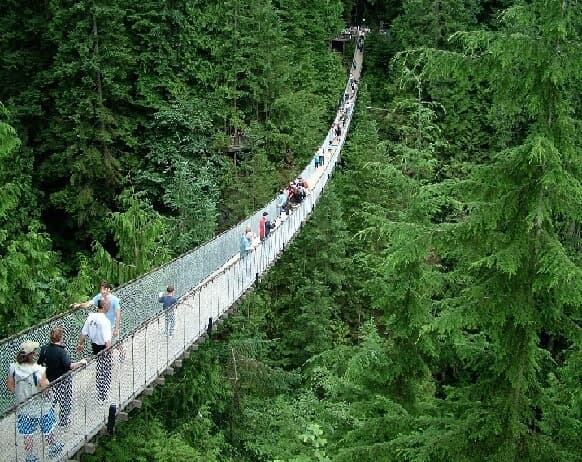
[0,41,363,462]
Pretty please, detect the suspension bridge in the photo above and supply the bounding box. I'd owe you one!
[0,38,364,462]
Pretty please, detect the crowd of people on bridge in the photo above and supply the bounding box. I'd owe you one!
[341,25,371,37]
[239,40,360,261]
[6,279,180,462]
[240,176,312,258]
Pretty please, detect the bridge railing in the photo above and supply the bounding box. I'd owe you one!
[0,44,361,462]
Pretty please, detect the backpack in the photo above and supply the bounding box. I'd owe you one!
[12,365,41,404]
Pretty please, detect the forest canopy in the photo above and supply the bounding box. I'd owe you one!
[0,0,348,335]
[1,0,581,461]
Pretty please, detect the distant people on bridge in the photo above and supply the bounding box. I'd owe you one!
[276,189,288,217]
[259,212,272,241]
[38,327,87,427]
[158,286,178,337]
[287,178,308,207]
[296,177,309,193]
[345,98,352,114]
[341,26,370,37]
[318,146,325,167]
[288,182,302,206]
[314,152,320,169]
[76,298,112,402]
[72,280,122,343]
[341,90,349,108]
[7,340,64,462]
[327,146,335,161]
[240,225,257,258]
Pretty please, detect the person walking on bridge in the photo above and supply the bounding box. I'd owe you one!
[72,280,122,342]
[259,211,271,241]
[158,286,178,337]
[73,280,125,362]
[76,298,113,402]
[7,341,64,462]
[38,326,87,427]
[276,189,288,217]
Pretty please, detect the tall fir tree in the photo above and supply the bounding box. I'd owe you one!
[0,106,65,335]
[420,1,582,459]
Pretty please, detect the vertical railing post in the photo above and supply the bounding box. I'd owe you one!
[197,288,201,339]
[131,333,135,400]
[183,299,186,352]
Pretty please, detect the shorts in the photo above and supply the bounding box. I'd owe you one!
[17,409,56,436]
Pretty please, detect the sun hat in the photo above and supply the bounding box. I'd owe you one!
[19,340,40,354]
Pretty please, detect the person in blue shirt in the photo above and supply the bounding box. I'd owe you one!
[240,225,255,257]
[158,286,178,337]
[276,190,288,217]
[72,281,122,341]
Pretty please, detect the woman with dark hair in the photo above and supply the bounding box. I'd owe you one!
[7,341,63,462]
[38,326,87,427]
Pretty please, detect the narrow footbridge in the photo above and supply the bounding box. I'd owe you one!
[0,42,363,462]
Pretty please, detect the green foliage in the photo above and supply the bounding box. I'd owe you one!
[41,0,134,241]
[219,148,279,227]
[84,343,232,461]
[0,108,20,156]
[354,1,582,460]
[293,423,331,462]
[91,191,171,286]
[2,1,580,462]
[0,226,67,336]
[136,98,220,252]
[137,100,215,199]
[391,0,481,49]
[84,413,229,462]
[164,160,220,252]
[0,106,66,335]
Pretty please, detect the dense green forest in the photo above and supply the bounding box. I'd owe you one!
[0,0,353,335]
[1,0,581,460]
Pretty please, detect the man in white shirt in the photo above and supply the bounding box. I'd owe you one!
[73,280,121,341]
[77,298,112,401]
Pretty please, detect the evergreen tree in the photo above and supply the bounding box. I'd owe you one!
[136,99,219,252]
[409,1,582,459]
[219,149,279,227]
[40,0,134,245]
[91,191,171,286]
[0,106,65,335]
[391,0,481,49]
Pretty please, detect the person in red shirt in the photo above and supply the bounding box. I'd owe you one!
[259,212,271,241]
